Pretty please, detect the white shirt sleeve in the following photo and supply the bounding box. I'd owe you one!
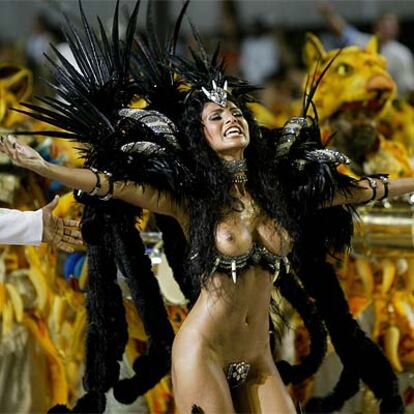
[0,208,43,246]
[342,25,371,48]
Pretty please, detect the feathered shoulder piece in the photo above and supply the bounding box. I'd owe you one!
[264,55,359,253]
[271,54,358,215]
[13,0,193,199]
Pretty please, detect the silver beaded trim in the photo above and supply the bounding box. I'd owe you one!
[231,174,248,184]
[121,141,165,154]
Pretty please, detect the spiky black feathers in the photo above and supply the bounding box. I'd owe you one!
[16,0,139,148]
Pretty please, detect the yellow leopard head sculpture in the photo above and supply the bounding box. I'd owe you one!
[303,33,396,125]
[303,33,413,178]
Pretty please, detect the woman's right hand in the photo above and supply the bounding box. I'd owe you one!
[0,135,47,174]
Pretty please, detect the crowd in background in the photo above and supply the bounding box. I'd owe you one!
[1,0,414,112]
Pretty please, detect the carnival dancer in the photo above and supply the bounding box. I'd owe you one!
[0,2,410,413]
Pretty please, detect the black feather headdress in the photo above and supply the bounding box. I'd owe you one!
[171,19,258,110]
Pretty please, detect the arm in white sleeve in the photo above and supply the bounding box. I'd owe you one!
[0,208,43,245]
[342,25,371,48]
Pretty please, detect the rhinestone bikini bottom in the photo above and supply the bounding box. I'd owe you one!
[226,361,251,388]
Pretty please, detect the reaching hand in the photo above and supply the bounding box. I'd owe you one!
[0,135,46,173]
[41,195,83,253]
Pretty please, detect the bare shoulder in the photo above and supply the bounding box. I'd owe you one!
[114,181,189,225]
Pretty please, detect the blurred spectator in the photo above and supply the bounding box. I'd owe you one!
[25,14,55,71]
[217,0,242,76]
[239,19,281,85]
[318,1,414,97]
[260,67,304,111]
[219,0,297,85]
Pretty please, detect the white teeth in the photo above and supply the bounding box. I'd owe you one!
[225,127,242,136]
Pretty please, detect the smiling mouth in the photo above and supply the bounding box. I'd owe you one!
[224,126,243,137]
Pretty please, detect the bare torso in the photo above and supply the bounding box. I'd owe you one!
[172,187,295,413]
[175,189,291,362]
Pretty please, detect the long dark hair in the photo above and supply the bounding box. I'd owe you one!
[175,91,299,294]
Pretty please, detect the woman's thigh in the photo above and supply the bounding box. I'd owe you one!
[172,338,234,414]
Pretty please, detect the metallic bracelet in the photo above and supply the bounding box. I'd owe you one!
[361,176,377,203]
[98,171,114,201]
[377,175,389,201]
[87,168,113,200]
[88,167,102,196]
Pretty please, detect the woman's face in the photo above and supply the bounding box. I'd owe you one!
[201,101,250,158]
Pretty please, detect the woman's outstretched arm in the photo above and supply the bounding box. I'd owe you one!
[331,176,414,206]
[0,135,181,217]
[0,135,97,191]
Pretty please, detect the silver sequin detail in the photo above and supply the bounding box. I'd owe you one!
[221,159,248,184]
[118,108,179,148]
[277,116,310,157]
[221,159,248,174]
[121,141,165,154]
[304,149,350,165]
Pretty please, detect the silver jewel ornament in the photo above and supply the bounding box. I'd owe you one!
[231,259,237,284]
[272,259,281,283]
[201,80,228,107]
[231,174,248,184]
[221,159,248,174]
[283,256,291,274]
